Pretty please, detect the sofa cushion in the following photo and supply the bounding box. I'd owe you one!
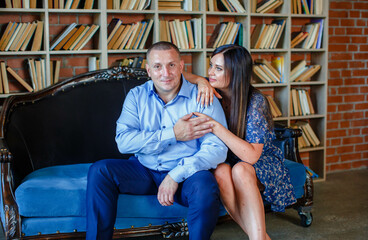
[15,164,188,218]
[284,159,306,198]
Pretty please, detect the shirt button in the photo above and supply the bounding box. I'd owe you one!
[168,144,171,146]
[163,126,166,128]
[159,163,162,166]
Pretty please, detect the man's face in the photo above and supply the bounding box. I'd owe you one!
[146,48,184,98]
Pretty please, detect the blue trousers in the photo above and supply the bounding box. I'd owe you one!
[86,158,220,240]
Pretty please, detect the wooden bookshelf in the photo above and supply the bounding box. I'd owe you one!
[0,0,328,181]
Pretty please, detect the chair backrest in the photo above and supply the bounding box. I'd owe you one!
[0,67,149,186]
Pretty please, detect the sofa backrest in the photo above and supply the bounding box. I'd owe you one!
[0,67,149,186]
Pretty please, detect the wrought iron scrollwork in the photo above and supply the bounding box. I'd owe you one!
[161,222,189,238]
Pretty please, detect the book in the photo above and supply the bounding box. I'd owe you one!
[291,31,309,48]
[108,25,125,49]
[84,0,94,9]
[54,60,61,83]
[266,95,282,118]
[107,18,122,44]
[75,24,99,50]
[20,22,37,51]
[13,22,33,51]
[50,23,78,50]
[271,56,284,82]
[54,26,78,51]
[7,66,33,92]
[69,25,90,50]
[71,0,81,9]
[62,25,85,50]
[0,22,18,51]
[290,60,306,79]
[31,21,44,51]
[9,22,29,51]
[4,23,23,51]
[138,19,154,49]
[254,59,281,82]
[253,65,272,83]
[117,25,134,50]
[310,18,324,49]
[294,64,321,82]
[259,0,283,13]
[0,22,14,49]
[27,58,38,90]
[0,61,8,93]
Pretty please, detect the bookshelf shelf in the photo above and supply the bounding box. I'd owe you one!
[0,0,328,181]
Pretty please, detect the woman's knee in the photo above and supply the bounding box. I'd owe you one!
[214,163,232,182]
[232,162,257,185]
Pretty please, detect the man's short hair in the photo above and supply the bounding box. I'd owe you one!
[146,41,181,60]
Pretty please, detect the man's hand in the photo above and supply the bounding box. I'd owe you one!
[173,113,213,141]
[158,175,179,206]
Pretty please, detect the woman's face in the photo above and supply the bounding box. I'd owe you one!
[208,53,230,91]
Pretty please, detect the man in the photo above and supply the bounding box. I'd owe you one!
[86,42,228,240]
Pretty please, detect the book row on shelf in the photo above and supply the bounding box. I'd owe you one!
[207,21,242,49]
[291,19,324,49]
[50,23,99,51]
[291,121,320,148]
[291,0,323,15]
[0,21,44,52]
[48,0,94,9]
[107,18,154,50]
[290,60,321,82]
[1,0,325,15]
[159,18,202,50]
[250,19,286,50]
[109,0,151,10]
[291,88,315,116]
[252,0,283,14]
[253,57,283,84]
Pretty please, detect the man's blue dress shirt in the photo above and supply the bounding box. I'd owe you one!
[115,76,228,183]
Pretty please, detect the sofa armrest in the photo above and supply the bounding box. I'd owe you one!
[0,138,21,239]
[274,127,303,165]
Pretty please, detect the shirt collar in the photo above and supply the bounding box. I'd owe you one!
[148,74,192,100]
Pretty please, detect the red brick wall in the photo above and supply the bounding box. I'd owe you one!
[327,0,368,172]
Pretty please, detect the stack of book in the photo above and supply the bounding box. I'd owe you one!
[252,0,284,13]
[110,0,151,10]
[291,0,323,14]
[207,22,242,48]
[48,0,95,9]
[299,19,324,49]
[158,0,183,10]
[3,0,37,8]
[290,121,320,148]
[107,19,154,50]
[50,23,100,51]
[114,56,146,69]
[290,31,309,48]
[216,0,246,13]
[290,60,321,82]
[253,58,282,84]
[250,19,286,49]
[159,18,202,49]
[266,95,282,118]
[88,57,100,71]
[50,59,61,85]
[26,58,51,91]
[290,88,315,116]
[0,21,43,52]
[0,61,34,94]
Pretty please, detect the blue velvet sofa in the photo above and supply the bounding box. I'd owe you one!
[0,67,313,239]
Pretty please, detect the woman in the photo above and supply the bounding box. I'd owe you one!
[186,44,296,240]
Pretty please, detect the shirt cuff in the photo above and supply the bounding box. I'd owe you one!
[168,165,187,183]
[161,127,177,145]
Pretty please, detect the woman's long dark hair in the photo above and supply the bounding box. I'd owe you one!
[212,44,272,139]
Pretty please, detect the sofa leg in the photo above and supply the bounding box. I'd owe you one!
[161,222,189,238]
[296,206,313,227]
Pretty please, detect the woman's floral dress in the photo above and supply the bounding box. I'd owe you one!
[228,91,297,212]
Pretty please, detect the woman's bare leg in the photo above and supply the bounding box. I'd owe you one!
[214,162,270,240]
